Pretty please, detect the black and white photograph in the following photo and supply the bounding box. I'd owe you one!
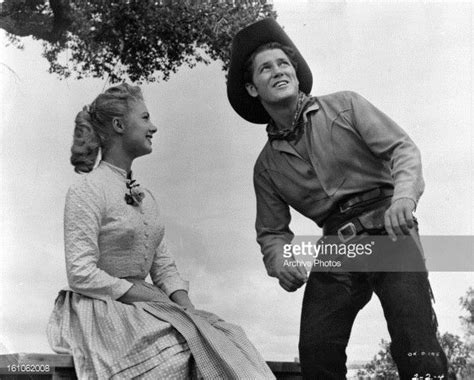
[0,1,472,379]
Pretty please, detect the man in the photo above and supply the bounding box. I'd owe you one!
[227,19,448,379]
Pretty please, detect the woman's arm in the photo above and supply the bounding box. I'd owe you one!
[117,282,163,303]
[64,178,133,300]
[149,237,195,309]
[146,193,193,308]
[117,284,194,310]
[149,237,190,296]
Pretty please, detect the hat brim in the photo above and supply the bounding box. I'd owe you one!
[227,18,313,124]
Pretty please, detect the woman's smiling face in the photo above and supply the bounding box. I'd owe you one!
[121,100,157,159]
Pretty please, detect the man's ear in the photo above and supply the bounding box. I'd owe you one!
[245,83,259,98]
[112,117,125,134]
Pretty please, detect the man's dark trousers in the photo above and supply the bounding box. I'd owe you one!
[298,203,448,380]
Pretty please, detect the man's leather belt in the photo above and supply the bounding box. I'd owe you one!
[323,187,393,242]
[327,206,388,242]
[338,187,393,213]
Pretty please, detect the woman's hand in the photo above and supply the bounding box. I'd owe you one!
[170,290,195,312]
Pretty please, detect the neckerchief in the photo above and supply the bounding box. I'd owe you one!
[266,92,317,141]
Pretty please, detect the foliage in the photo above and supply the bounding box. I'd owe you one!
[0,0,276,82]
[459,287,474,379]
[357,339,398,380]
[438,332,471,379]
[459,287,473,338]
[357,288,474,379]
[357,335,471,380]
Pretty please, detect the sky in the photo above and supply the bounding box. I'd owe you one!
[0,0,472,364]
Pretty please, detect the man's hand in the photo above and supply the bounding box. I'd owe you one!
[272,255,307,292]
[384,198,416,241]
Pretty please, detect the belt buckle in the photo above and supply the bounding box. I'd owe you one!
[337,222,357,243]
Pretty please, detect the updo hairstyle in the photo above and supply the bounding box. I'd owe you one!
[70,83,143,173]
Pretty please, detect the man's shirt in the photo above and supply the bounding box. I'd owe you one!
[253,91,424,276]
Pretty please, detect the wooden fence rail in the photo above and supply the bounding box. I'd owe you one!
[0,353,302,379]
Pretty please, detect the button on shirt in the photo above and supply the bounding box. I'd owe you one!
[254,91,425,276]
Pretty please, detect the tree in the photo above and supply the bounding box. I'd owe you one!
[438,332,471,379]
[357,334,471,380]
[357,288,474,379]
[0,0,276,82]
[459,287,473,339]
[459,287,474,378]
[357,339,398,380]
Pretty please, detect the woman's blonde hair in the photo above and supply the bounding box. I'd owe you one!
[70,83,143,173]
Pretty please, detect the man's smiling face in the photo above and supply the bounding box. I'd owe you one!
[245,48,299,106]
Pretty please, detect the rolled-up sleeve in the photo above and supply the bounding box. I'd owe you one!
[349,91,425,204]
[254,167,294,277]
[150,237,189,297]
[64,180,133,301]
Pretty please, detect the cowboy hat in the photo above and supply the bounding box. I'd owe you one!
[227,18,313,124]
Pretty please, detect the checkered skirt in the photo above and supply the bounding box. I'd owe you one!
[47,290,275,379]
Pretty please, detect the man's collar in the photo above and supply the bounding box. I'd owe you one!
[266,93,319,141]
[302,100,319,121]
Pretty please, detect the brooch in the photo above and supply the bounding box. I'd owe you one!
[125,177,145,206]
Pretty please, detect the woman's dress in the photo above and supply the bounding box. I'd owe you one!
[47,161,275,379]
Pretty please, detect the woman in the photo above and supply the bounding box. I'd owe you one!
[47,83,275,379]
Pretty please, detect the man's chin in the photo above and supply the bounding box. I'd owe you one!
[265,91,299,106]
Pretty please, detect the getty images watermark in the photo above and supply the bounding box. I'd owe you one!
[281,235,474,272]
[283,239,375,269]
